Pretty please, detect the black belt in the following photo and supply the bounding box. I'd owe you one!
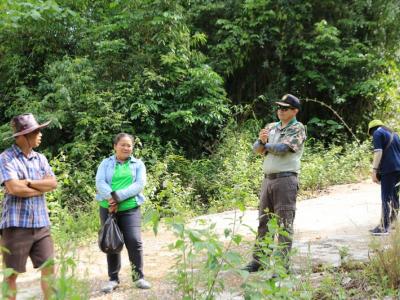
[265,172,297,180]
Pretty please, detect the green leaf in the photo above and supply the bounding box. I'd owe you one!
[29,10,42,20]
[224,251,241,265]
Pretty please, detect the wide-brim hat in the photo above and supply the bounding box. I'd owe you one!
[275,94,301,109]
[11,113,51,138]
[367,119,384,135]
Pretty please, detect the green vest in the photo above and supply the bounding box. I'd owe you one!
[99,160,138,211]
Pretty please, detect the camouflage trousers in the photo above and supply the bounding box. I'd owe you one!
[253,174,298,262]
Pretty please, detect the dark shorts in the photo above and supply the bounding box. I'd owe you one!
[1,227,54,273]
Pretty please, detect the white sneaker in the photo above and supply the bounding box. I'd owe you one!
[101,280,119,293]
[135,278,151,289]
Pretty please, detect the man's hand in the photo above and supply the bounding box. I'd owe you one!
[372,170,380,184]
[258,128,269,144]
[253,128,270,155]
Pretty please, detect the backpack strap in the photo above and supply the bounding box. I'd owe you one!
[383,132,394,153]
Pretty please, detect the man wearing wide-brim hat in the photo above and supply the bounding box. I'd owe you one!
[0,113,57,300]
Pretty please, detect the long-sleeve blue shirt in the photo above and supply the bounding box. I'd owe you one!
[95,155,146,205]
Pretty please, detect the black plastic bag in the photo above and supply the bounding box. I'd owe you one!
[98,213,124,254]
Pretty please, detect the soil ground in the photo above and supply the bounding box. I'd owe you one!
[15,180,383,299]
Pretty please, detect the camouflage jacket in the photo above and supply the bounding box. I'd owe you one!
[265,118,306,152]
[261,118,306,174]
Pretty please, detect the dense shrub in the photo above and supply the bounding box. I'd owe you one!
[300,140,371,191]
[143,122,372,215]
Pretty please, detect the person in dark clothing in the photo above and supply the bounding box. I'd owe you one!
[368,120,400,235]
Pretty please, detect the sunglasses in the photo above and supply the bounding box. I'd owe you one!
[276,106,294,111]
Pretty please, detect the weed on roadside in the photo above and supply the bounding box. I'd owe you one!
[368,224,400,296]
[48,245,90,299]
[167,212,314,299]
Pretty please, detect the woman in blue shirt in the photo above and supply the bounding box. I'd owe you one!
[96,133,151,292]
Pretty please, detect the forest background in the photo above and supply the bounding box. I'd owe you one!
[0,0,400,241]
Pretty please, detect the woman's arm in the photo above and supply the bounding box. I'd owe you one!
[95,159,113,201]
[114,160,146,202]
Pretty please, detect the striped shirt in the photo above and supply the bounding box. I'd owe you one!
[0,145,55,228]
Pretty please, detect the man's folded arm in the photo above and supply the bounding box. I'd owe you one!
[4,179,44,198]
[29,176,57,192]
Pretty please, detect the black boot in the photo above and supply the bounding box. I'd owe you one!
[242,260,262,273]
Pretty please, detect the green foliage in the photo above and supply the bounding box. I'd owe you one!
[0,1,398,297]
[372,61,400,132]
[184,121,261,212]
[0,0,232,218]
[2,0,398,154]
[0,0,230,156]
[167,213,303,299]
[139,122,372,219]
[144,155,196,217]
[44,152,100,245]
[310,260,397,299]
[46,248,89,299]
[300,141,371,191]
[0,0,396,220]
[50,201,99,245]
[369,225,400,291]
[307,117,344,143]
[294,19,380,103]
[48,152,97,207]
[185,0,400,130]
[167,216,235,299]
[0,247,14,299]
[241,217,310,300]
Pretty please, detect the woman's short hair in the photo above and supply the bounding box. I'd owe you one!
[113,133,134,145]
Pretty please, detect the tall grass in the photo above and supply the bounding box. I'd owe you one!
[49,201,99,245]
[369,224,400,291]
[300,140,371,192]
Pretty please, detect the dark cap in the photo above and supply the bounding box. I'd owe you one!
[11,113,51,138]
[275,94,301,109]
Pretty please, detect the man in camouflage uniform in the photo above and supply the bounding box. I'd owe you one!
[244,94,306,273]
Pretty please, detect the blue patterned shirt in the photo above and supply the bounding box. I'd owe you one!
[0,145,55,228]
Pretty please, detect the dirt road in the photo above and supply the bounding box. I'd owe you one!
[16,181,382,299]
